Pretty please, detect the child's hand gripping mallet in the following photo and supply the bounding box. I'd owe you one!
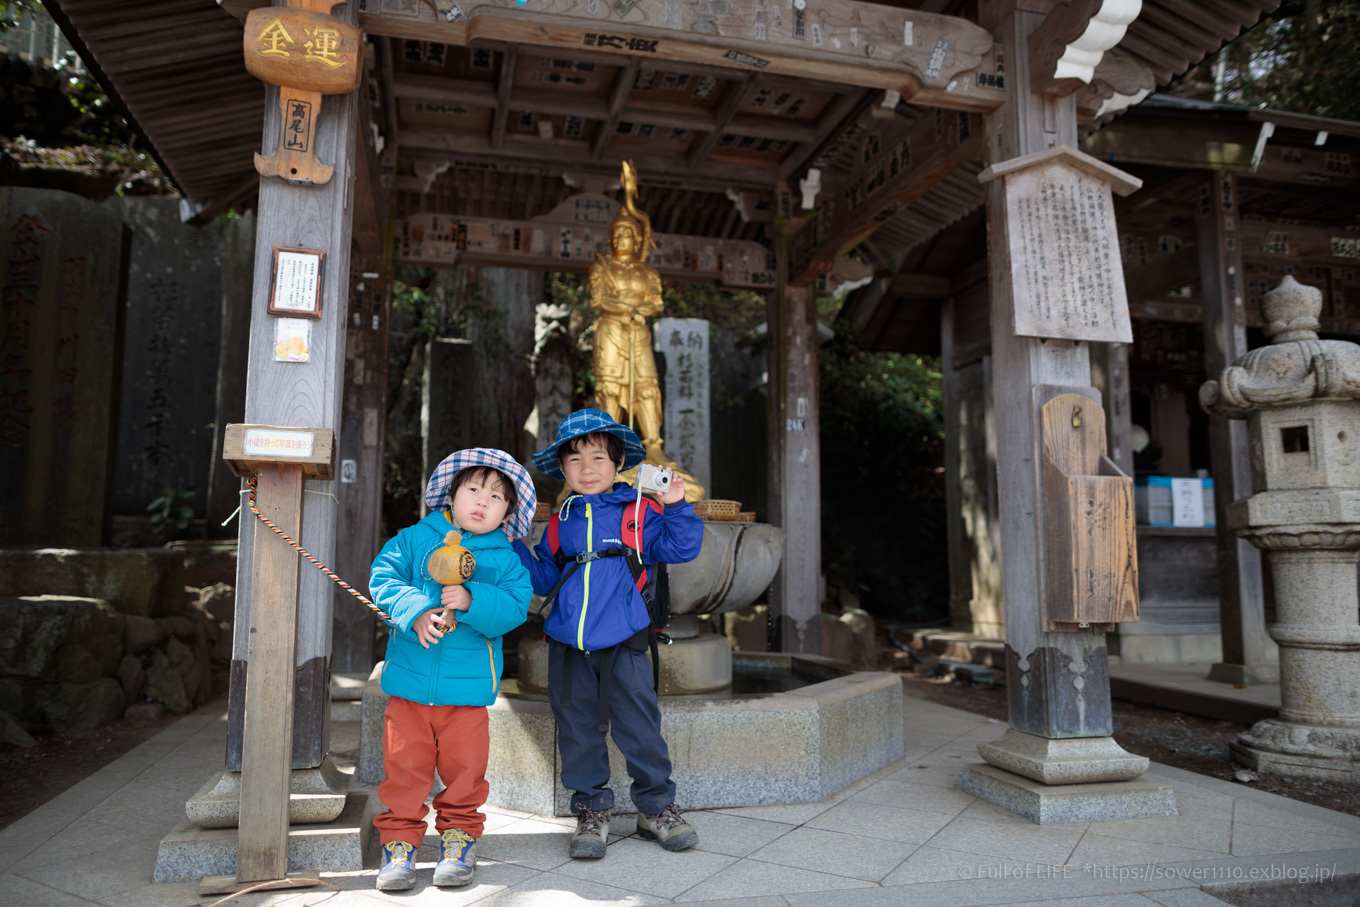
[427,529,476,635]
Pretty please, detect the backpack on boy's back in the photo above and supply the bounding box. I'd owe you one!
[539,494,672,687]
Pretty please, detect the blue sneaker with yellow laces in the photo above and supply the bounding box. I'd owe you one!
[376,840,416,891]
[433,828,476,887]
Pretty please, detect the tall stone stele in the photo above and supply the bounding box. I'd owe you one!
[1201,274,1360,782]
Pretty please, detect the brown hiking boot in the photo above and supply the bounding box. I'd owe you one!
[636,804,698,851]
[569,806,610,859]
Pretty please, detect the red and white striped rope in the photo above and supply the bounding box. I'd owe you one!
[245,478,396,628]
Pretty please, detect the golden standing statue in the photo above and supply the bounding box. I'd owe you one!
[589,161,705,501]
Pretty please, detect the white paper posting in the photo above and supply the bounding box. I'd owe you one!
[1171,478,1204,527]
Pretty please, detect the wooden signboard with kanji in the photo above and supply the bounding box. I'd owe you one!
[243,1,362,184]
[980,146,1142,343]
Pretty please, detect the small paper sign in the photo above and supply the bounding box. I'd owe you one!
[243,428,316,459]
[1171,478,1204,527]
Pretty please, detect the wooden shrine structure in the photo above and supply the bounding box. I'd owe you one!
[36,0,1289,878]
[846,92,1360,687]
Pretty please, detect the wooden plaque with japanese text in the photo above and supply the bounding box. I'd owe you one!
[981,147,1141,344]
[243,7,362,95]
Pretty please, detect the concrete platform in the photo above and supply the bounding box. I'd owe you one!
[360,653,908,815]
[1109,661,1281,725]
[4,683,1360,906]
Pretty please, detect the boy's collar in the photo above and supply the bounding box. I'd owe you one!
[563,482,632,502]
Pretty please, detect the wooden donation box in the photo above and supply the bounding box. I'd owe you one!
[980,147,1142,631]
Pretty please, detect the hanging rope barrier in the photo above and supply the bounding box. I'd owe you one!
[245,477,395,628]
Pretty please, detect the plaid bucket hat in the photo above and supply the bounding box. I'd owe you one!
[531,409,646,480]
[424,448,538,540]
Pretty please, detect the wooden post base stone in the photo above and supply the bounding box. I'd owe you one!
[199,869,321,896]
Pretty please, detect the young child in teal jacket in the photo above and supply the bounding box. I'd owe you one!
[368,448,535,892]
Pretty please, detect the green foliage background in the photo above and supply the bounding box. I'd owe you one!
[1169,1,1360,120]
[818,334,946,621]
[1,1,169,194]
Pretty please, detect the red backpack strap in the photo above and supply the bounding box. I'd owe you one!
[547,513,561,558]
[621,498,662,592]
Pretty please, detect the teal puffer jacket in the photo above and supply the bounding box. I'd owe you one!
[370,512,532,706]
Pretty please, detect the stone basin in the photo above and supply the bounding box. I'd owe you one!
[359,653,905,815]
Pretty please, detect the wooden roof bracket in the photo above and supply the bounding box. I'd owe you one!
[1029,0,1142,98]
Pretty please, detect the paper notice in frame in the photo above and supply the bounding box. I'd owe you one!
[268,246,326,318]
[273,318,312,362]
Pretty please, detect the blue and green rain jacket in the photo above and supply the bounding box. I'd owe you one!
[369,511,532,706]
[513,483,703,651]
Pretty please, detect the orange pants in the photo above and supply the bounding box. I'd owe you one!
[374,696,490,848]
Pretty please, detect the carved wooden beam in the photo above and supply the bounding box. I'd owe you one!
[391,72,816,142]
[790,109,986,284]
[399,127,777,189]
[283,0,1005,112]
[1120,219,1360,271]
[1087,116,1360,190]
[1029,0,1142,98]
[394,194,777,288]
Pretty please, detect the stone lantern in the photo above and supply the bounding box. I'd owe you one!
[1200,275,1360,781]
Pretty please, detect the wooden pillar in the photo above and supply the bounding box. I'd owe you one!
[943,295,1004,638]
[984,8,1112,742]
[767,237,821,654]
[226,1,360,772]
[1197,172,1274,684]
[237,464,305,881]
[331,266,389,674]
[942,295,968,629]
[469,267,539,462]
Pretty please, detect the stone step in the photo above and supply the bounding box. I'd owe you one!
[895,627,1007,668]
[154,791,373,883]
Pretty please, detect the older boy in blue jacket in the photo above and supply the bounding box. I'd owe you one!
[514,410,703,859]
[369,449,535,891]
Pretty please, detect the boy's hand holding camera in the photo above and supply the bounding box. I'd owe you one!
[658,473,685,505]
[411,585,472,648]
[638,463,685,505]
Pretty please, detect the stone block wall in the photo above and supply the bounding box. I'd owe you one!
[0,546,236,742]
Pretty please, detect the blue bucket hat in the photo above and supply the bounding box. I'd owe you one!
[424,448,538,540]
[531,409,646,480]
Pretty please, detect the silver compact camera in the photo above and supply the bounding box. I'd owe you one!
[636,463,673,494]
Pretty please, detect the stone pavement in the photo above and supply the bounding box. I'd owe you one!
[3,686,1360,906]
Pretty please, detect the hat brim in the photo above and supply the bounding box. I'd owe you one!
[532,421,646,479]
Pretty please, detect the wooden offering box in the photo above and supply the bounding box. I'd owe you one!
[222,423,335,480]
[1038,391,1139,631]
